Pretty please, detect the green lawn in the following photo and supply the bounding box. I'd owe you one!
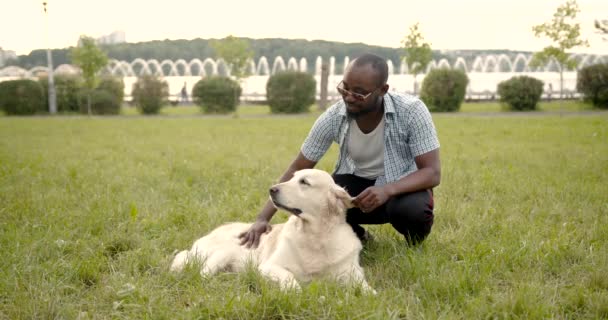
[115,100,597,117]
[0,112,607,319]
[459,100,595,113]
[0,100,596,117]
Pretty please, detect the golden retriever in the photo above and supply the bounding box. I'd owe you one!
[170,169,375,294]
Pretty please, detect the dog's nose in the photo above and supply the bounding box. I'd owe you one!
[269,187,279,195]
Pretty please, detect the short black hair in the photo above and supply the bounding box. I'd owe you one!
[352,53,389,86]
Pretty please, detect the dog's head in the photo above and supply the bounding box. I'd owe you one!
[269,169,353,222]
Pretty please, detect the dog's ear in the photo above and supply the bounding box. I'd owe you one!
[333,185,354,209]
[327,184,354,216]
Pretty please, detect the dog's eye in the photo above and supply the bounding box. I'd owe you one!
[299,178,310,186]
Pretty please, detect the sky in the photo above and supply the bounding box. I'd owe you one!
[1,0,607,56]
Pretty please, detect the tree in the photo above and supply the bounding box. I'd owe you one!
[401,23,432,95]
[210,35,254,80]
[530,0,588,99]
[595,18,608,40]
[70,35,109,115]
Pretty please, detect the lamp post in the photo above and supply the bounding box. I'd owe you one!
[42,1,57,114]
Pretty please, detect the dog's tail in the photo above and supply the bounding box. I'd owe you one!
[170,250,190,272]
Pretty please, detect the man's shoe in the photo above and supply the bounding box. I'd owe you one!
[361,229,374,244]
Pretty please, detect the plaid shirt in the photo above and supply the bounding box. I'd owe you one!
[301,92,440,186]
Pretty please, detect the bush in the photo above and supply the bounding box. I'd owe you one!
[79,89,121,115]
[0,79,46,115]
[420,68,468,112]
[39,74,84,113]
[131,75,169,114]
[577,63,608,109]
[266,71,316,114]
[192,76,241,114]
[97,76,125,104]
[497,76,544,111]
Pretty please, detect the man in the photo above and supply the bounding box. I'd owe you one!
[239,53,441,248]
[180,82,189,104]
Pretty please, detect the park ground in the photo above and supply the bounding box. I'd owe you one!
[0,101,607,319]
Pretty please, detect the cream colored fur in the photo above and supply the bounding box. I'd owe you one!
[170,169,375,294]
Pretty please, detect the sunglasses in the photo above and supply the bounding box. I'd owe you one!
[336,81,381,102]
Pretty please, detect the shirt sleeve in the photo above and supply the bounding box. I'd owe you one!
[300,110,336,162]
[408,100,440,157]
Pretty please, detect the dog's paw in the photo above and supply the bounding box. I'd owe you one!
[169,250,189,272]
[361,284,377,295]
[280,279,301,292]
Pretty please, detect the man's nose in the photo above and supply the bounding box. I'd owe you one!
[343,93,358,103]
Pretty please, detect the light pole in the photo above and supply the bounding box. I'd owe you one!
[42,1,57,114]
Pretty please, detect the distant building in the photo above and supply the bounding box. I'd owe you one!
[96,31,126,45]
[0,47,17,67]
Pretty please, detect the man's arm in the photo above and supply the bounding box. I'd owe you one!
[239,152,317,248]
[384,148,441,196]
[354,149,440,212]
[240,106,336,248]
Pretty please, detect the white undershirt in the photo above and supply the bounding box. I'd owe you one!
[347,117,385,179]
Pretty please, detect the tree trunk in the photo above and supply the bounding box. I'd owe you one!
[87,92,92,116]
[559,68,564,100]
[559,66,564,111]
[319,63,329,110]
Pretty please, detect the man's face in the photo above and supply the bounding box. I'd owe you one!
[339,64,385,118]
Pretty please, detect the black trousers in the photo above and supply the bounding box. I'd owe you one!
[333,174,435,245]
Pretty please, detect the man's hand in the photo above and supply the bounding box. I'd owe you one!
[353,186,391,213]
[238,220,272,249]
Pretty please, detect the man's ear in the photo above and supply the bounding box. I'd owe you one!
[331,185,354,209]
[381,83,390,95]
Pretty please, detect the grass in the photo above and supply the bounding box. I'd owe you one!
[459,100,594,113]
[116,100,597,117]
[0,111,607,319]
[0,100,594,117]
[120,104,278,117]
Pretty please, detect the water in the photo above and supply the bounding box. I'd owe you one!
[1,53,597,99]
[140,72,577,101]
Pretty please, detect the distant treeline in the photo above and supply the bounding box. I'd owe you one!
[8,37,532,72]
